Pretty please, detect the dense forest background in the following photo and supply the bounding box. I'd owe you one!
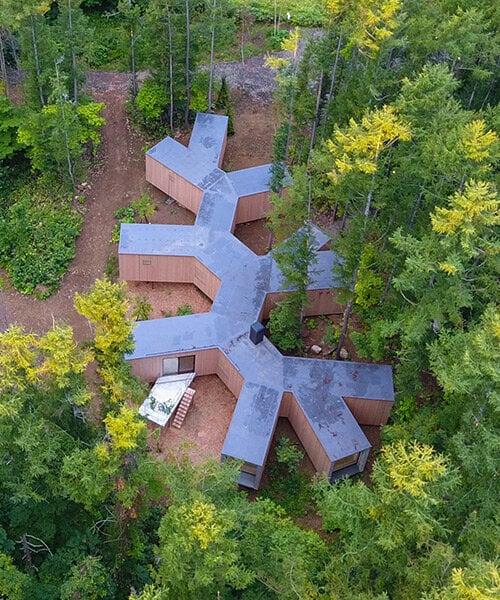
[0,1,498,599]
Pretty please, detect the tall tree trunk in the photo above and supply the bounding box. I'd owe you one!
[30,15,45,107]
[67,0,78,102]
[319,34,342,137]
[335,298,353,360]
[336,179,375,358]
[55,60,76,189]
[184,0,191,129]
[0,29,8,99]
[207,0,217,111]
[129,0,138,99]
[308,69,324,158]
[9,33,21,74]
[166,10,174,132]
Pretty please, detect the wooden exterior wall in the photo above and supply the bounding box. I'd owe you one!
[344,397,394,426]
[145,156,203,214]
[280,392,332,474]
[234,192,271,225]
[218,135,227,168]
[217,353,244,398]
[129,347,219,383]
[260,289,343,321]
[119,255,221,300]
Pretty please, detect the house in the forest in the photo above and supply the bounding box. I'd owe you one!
[118,112,394,490]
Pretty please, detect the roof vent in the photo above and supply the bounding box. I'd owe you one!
[249,321,265,345]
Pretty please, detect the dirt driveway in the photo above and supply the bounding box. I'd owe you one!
[0,73,275,339]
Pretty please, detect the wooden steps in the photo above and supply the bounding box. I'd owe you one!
[171,388,195,429]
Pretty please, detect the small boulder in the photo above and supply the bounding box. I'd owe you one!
[339,347,349,360]
[311,344,322,355]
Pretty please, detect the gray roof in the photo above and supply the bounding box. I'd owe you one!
[121,112,394,471]
[227,164,273,196]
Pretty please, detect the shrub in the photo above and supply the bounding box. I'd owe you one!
[135,79,167,129]
[305,318,318,330]
[323,322,340,349]
[130,193,156,223]
[132,295,153,321]
[276,436,303,475]
[0,95,21,161]
[0,188,81,297]
[268,295,302,352]
[176,304,193,316]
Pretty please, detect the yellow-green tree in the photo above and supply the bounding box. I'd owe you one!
[74,278,133,365]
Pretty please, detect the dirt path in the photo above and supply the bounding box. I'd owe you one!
[0,73,276,340]
[1,73,192,339]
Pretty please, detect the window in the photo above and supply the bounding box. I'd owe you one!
[162,358,178,376]
[178,355,195,374]
[142,259,152,265]
[162,355,195,376]
[241,462,258,476]
[332,452,360,471]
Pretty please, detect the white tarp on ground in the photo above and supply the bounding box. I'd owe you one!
[139,373,195,427]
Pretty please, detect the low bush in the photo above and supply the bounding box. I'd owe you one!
[176,304,193,316]
[233,0,326,27]
[133,79,168,132]
[0,186,82,297]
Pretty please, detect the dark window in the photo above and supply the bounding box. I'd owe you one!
[333,452,360,471]
[142,259,152,265]
[241,462,258,476]
[178,355,195,374]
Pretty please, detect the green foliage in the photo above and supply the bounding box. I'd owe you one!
[233,0,327,27]
[176,304,193,316]
[132,295,152,321]
[0,552,30,599]
[60,556,113,600]
[135,79,168,129]
[275,435,303,475]
[305,317,317,329]
[0,187,82,297]
[74,278,134,365]
[18,99,105,186]
[214,76,235,134]
[323,322,340,348]
[268,293,302,352]
[0,95,21,161]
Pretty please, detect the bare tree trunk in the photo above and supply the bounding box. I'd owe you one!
[0,29,8,99]
[67,0,78,102]
[9,33,21,74]
[308,69,324,157]
[167,10,174,132]
[184,0,191,129]
[207,0,217,111]
[30,15,45,106]
[319,34,342,137]
[335,298,353,359]
[129,0,138,99]
[55,59,75,189]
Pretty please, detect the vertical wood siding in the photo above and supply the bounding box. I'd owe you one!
[146,156,203,214]
[234,192,271,224]
[344,397,394,426]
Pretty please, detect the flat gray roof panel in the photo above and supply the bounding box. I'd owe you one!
[189,112,228,168]
[227,164,272,196]
[221,382,282,466]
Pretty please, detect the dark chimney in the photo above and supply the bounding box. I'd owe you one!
[249,321,265,344]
